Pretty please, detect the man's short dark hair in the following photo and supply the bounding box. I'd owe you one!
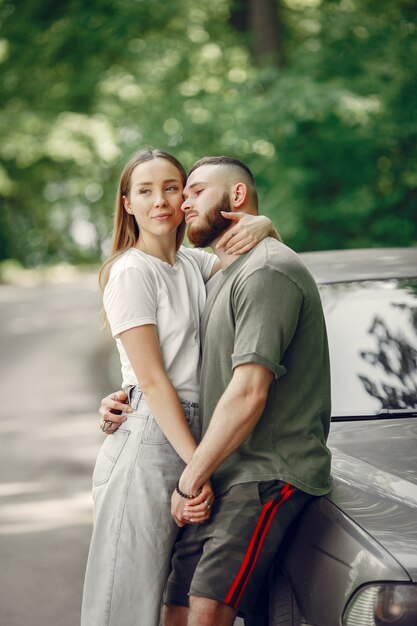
[189,156,256,186]
[188,156,258,209]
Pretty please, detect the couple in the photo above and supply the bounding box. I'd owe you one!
[81,150,332,626]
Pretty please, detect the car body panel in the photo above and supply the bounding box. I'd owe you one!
[301,247,417,283]
[282,497,410,626]
[328,418,417,581]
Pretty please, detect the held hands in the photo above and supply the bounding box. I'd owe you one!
[216,212,273,255]
[100,391,215,526]
[100,393,215,526]
[171,480,214,528]
[99,390,131,435]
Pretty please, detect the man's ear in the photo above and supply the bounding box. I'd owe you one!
[122,194,132,214]
[231,182,247,209]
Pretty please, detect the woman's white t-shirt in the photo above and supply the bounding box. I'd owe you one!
[103,246,216,403]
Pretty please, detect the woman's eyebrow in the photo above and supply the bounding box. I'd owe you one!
[135,178,181,186]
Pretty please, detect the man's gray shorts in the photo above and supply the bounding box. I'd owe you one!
[164,480,312,618]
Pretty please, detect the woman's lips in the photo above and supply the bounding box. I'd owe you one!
[153,213,173,221]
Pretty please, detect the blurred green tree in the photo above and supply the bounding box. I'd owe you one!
[0,0,416,266]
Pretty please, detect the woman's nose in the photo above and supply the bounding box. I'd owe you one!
[154,192,168,207]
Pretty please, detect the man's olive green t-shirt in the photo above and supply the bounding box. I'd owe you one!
[200,238,332,496]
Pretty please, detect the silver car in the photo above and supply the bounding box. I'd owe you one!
[249,248,417,626]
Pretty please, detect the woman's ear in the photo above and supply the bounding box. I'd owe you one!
[231,182,247,209]
[122,194,132,214]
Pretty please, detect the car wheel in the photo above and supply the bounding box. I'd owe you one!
[268,562,302,626]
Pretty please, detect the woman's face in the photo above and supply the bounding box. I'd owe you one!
[123,158,185,239]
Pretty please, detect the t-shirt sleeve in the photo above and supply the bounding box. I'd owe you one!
[186,247,217,282]
[103,265,157,338]
[231,267,303,378]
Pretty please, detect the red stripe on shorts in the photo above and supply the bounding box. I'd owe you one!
[225,482,293,608]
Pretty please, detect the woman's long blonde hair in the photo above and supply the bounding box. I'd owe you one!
[99,149,187,292]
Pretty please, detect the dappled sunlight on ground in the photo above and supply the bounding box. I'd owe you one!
[0,276,108,625]
[0,482,47,497]
[0,488,92,535]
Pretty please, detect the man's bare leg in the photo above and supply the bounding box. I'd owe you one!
[162,604,189,626]
[188,596,237,626]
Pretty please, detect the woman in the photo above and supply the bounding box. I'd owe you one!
[81,149,277,626]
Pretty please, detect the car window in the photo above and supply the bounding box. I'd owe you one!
[319,278,417,418]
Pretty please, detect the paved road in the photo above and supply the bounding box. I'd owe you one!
[0,274,112,626]
[0,275,245,626]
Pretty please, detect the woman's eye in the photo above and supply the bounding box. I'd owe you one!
[166,186,179,192]
[139,188,151,195]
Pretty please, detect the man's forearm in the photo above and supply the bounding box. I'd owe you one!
[178,364,272,494]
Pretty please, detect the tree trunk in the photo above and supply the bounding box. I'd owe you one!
[230,0,249,32]
[248,0,286,68]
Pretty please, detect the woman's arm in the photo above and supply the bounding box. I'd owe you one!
[218,212,282,252]
[210,213,282,276]
[120,324,198,464]
[98,327,214,524]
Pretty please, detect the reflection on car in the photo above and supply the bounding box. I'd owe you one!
[254,248,417,626]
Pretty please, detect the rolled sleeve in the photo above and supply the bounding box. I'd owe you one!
[231,352,287,378]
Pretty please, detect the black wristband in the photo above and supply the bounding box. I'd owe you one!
[175,480,202,500]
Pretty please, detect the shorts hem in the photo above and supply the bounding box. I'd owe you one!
[188,588,221,601]
[163,598,189,608]
[164,583,190,609]
[189,588,251,618]
[213,474,332,497]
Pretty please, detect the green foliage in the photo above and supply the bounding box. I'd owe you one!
[0,0,416,265]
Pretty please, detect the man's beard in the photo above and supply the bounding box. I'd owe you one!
[187,193,232,248]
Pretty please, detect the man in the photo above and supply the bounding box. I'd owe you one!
[101,157,332,625]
